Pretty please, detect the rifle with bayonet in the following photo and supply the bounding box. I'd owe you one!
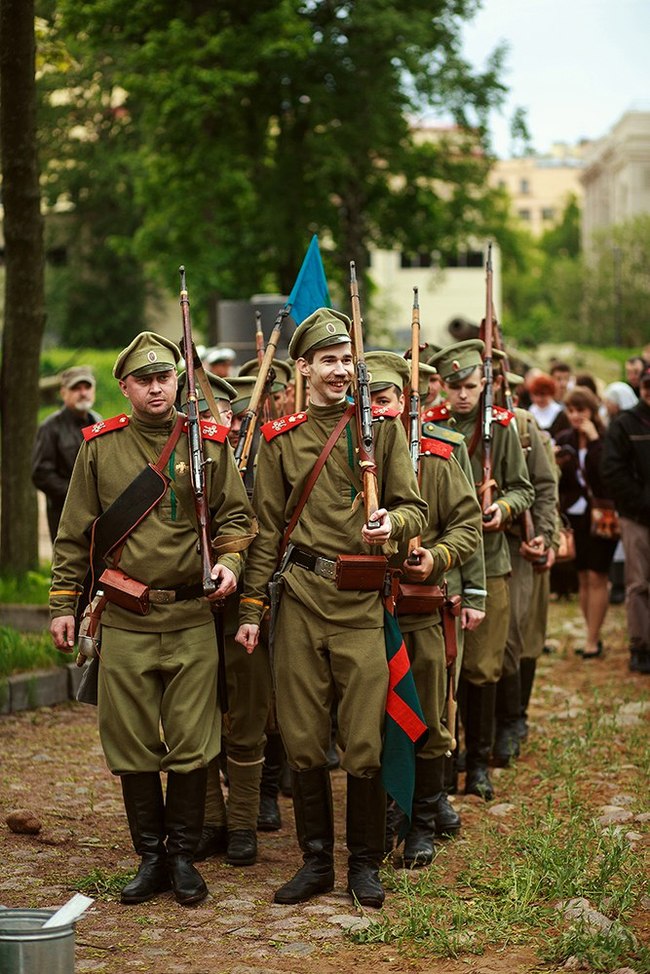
[178,266,216,597]
[480,244,496,523]
[254,311,273,423]
[234,306,290,476]
[349,261,380,531]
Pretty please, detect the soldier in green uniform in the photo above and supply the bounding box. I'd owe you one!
[238,357,293,417]
[236,308,428,908]
[49,332,255,907]
[428,341,534,800]
[491,355,558,765]
[366,351,482,866]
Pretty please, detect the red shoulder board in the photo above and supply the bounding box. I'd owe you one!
[371,405,400,420]
[492,406,515,427]
[261,412,308,442]
[422,403,451,423]
[199,419,229,443]
[82,414,129,441]
[420,437,454,460]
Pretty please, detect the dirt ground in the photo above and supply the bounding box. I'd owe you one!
[0,599,648,974]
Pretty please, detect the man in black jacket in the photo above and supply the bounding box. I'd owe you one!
[31,366,101,542]
[601,367,650,673]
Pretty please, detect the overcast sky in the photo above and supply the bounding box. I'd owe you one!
[458,0,650,157]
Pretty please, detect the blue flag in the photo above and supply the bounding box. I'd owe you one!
[287,235,331,324]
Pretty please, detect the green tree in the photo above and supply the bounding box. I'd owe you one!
[44,0,511,333]
[0,0,45,573]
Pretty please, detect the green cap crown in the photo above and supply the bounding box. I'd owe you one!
[113,331,181,380]
[428,339,485,384]
[288,307,351,361]
[238,357,293,390]
[177,371,236,413]
[228,376,258,416]
[365,351,410,393]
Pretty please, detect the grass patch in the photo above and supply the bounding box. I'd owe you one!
[350,685,648,971]
[72,867,135,900]
[0,569,51,605]
[0,626,64,677]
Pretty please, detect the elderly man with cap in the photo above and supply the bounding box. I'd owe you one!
[366,351,482,866]
[49,332,254,907]
[32,365,101,542]
[427,340,534,800]
[236,308,428,908]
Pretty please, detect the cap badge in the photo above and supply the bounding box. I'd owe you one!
[147,351,157,363]
[452,360,460,372]
[326,322,336,334]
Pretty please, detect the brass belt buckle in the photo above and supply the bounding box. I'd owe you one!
[149,589,176,605]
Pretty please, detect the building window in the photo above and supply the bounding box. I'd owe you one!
[400,252,433,269]
[542,207,555,221]
[518,208,531,221]
[520,178,530,194]
[444,250,484,268]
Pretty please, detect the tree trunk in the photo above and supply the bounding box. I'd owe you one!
[0,0,45,573]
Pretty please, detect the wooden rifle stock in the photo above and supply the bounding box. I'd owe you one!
[254,311,272,422]
[178,266,216,596]
[349,261,380,529]
[234,306,290,475]
[407,287,421,563]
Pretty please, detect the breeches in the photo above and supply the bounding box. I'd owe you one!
[223,632,273,763]
[461,575,510,685]
[403,625,452,759]
[274,592,387,776]
[98,622,220,774]
[503,544,534,675]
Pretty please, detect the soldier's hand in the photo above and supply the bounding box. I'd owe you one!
[519,535,545,563]
[362,508,392,545]
[402,547,434,580]
[482,502,502,532]
[235,624,259,655]
[209,564,237,600]
[461,608,485,631]
[50,616,76,652]
[534,547,556,573]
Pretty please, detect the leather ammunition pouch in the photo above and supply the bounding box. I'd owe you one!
[396,583,445,615]
[334,554,388,591]
[99,568,150,615]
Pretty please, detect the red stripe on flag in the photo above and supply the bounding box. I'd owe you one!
[386,641,428,742]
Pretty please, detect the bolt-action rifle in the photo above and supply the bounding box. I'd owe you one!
[349,261,380,531]
[480,244,496,522]
[179,266,216,597]
[406,287,422,564]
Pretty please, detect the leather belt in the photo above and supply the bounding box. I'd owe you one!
[148,583,205,605]
[287,546,337,581]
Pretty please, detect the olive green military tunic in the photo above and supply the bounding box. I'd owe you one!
[503,409,559,675]
[435,405,534,685]
[238,400,428,776]
[394,442,482,758]
[50,410,254,773]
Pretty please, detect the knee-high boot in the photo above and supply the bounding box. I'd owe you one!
[518,658,537,739]
[347,774,386,908]
[403,755,461,868]
[225,756,262,866]
[257,732,284,832]
[165,768,208,905]
[120,773,171,904]
[464,682,496,801]
[493,670,522,766]
[194,756,228,861]
[274,767,335,904]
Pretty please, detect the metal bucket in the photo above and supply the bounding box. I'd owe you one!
[0,908,75,974]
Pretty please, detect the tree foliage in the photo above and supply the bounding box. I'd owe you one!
[38,0,510,339]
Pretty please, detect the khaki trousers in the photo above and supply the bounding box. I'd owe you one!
[460,575,510,685]
[620,516,650,647]
[404,625,453,759]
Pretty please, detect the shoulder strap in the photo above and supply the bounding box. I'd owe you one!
[278,404,354,563]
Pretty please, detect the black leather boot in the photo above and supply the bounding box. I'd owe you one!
[120,773,171,904]
[518,658,537,740]
[493,670,522,766]
[257,733,284,832]
[165,768,209,905]
[194,825,228,862]
[226,829,257,866]
[463,682,496,801]
[384,798,405,856]
[403,756,460,868]
[274,767,335,904]
[347,774,386,908]
[443,751,458,796]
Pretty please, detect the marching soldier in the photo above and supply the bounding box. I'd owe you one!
[49,332,255,906]
[367,351,482,865]
[428,340,534,800]
[236,308,428,908]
